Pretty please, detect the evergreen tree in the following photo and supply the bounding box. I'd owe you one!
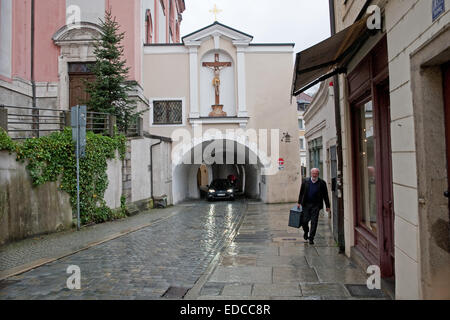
[85,10,141,134]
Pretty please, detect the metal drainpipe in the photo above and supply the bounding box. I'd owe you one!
[329,0,346,253]
[31,0,38,137]
[150,139,162,199]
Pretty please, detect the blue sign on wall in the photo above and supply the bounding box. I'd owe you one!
[432,0,445,21]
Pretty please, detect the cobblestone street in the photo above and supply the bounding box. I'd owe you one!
[0,200,246,300]
[0,200,390,300]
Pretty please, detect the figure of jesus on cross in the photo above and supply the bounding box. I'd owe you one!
[202,53,231,116]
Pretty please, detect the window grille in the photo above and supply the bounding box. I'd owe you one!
[153,100,182,124]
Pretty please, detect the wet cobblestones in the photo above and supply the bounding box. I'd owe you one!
[0,200,246,300]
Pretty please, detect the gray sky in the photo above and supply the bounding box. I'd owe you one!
[180,0,331,96]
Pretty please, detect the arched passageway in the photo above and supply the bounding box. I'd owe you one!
[172,139,267,204]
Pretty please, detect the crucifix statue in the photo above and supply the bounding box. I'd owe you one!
[202,53,231,117]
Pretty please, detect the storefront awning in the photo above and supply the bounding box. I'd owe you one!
[292,15,372,95]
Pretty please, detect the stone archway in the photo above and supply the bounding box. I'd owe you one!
[53,22,102,110]
[171,138,269,204]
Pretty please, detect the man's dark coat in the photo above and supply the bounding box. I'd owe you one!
[298,177,331,209]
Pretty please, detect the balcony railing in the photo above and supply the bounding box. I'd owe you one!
[0,105,143,140]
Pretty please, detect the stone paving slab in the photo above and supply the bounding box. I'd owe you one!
[272,266,319,283]
[256,255,309,268]
[208,266,273,283]
[220,255,257,267]
[313,266,368,284]
[222,284,252,296]
[190,203,388,300]
[300,283,350,297]
[252,284,302,297]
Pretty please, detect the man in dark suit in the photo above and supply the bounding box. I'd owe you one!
[297,168,330,245]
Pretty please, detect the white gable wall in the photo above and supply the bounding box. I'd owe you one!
[200,50,236,117]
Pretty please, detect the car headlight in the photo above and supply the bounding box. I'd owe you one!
[227,189,233,193]
[209,189,215,193]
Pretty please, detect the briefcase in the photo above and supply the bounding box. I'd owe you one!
[288,206,303,228]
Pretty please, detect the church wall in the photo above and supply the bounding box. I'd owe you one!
[66,0,105,25]
[109,0,141,84]
[10,0,30,81]
[245,52,302,203]
[200,50,236,117]
[0,0,12,81]
[35,0,65,82]
[143,52,190,135]
[143,31,301,204]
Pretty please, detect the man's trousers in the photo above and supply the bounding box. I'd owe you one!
[301,204,321,240]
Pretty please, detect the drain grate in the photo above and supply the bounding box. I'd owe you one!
[161,287,190,299]
[272,236,302,242]
[345,284,388,298]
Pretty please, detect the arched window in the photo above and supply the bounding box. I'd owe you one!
[176,21,180,43]
[145,9,153,44]
[169,1,175,42]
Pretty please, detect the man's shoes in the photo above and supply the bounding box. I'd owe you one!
[309,239,314,245]
[303,232,309,241]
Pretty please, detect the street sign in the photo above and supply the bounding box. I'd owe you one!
[432,0,445,21]
[71,105,87,231]
[278,158,285,171]
[71,105,86,158]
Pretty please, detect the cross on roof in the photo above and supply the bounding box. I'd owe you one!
[209,4,222,21]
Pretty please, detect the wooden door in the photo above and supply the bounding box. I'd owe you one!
[69,74,95,108]
[375,81,395,277]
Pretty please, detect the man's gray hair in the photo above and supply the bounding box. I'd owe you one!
[311,168,320,173]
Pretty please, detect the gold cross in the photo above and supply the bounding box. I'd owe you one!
[209,4,222,21]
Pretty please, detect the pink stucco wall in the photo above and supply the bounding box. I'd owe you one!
[11,0,64,83]
[12,0,31,81]
[107,0,141,84]
[7,0,150,85]
[34,0,65,82]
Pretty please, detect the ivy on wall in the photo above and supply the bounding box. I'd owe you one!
[0,128,127,225]
[0,128,15,152]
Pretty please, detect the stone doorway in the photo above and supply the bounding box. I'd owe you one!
[68,62,95,108]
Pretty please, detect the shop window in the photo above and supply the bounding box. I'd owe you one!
[308,137,323,176]
[356,100,378,234]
